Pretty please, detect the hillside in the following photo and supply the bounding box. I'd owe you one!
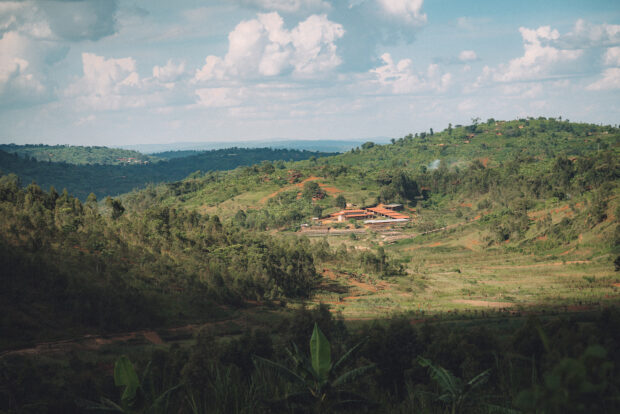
[0,147,334,200]
[120,118,619,318]
[0,144,155,165]
[1,118,619,413]
[125,118,618,221]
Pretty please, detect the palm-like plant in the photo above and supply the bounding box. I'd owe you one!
[418,356,492,414]
[80,355,181,413]
[254,323,375,413]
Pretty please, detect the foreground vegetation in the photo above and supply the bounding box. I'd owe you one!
[2,305,619,413]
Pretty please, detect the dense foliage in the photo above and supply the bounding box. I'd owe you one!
[0,173,322,349]
[0,144,154,165]
[0,147,334,200]
[122,122,618,238]
[2,305,619,413]
[0,118,618,413]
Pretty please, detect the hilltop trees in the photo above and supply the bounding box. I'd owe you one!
[377,170,420,204]
[0,171,325,346]
[334,194,346,209]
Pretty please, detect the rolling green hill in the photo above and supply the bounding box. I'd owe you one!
[0,147,335,200]
[1,118,619,413]
[124,118,618,225]
[0,144,156,165]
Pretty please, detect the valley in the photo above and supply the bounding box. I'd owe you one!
[1,118,618,413]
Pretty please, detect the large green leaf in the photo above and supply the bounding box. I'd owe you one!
[332,338,367,375]
[332,364,375,387]
[419,356,461,399]
[253,355,307,387]
[310,323,331,382]
[114,355,140,404]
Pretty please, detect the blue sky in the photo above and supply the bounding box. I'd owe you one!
[1,0,619,146]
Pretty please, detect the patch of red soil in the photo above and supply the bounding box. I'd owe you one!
[260,176,329,204]
[459,202,473,208]
[429,242,442,247]
[348,279,377,292]
[318,184,342,194]
[612,283,620,288]
[259,190,283,204]
[537,235,548,241]
[480,157,489,167]
[463,238,482,251]
[559,249,574,256]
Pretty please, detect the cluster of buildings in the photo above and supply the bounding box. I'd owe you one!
[117,157,149,164]
[319,203,410,225]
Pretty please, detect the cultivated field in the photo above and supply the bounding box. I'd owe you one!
[301,203,619,320]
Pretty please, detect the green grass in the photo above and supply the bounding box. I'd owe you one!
[302,194,619,320]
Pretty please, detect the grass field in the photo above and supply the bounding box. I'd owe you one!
[298,201,619,320]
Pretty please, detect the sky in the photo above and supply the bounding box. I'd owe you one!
[1,0,619,146]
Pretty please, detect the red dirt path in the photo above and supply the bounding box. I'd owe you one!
[259,176,342,204]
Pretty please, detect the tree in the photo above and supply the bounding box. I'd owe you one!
[105,197,125,219]
[303,181,324,200]
[334,194,346,209]
[361,141,375,150]
[254,323,375,413]
[312,205,323,218]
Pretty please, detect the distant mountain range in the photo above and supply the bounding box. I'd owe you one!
[119,138,393,154]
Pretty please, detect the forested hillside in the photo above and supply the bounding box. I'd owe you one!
[125,118,619,231]
[1,118,619,413]
[0,144,155,165]
[0,147,334,200]
[0,173,323,349]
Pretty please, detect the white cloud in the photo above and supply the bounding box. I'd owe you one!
[0,0,119,108]
[494,26,582,82]
[240,0,330,13]
[153,60,186,82]
[194,87,247,108]
[561,19,620,49]
[586,68,620,90]
[75,114,96,125]
[603,47,620,66]
[456,17,475,31]
[370,53,452,94]
[458,98,476,112]
[193,12,344,81]
[376,0,427,26]
[471,25,583,87]
[500,83,543,99]
[0,0,118,42]
[459,50,477,62]
[290,14,344,75]
[0,31,49,107]
[65,53,148,110]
